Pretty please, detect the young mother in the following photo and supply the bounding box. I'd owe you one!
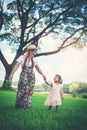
[9,44,46,110]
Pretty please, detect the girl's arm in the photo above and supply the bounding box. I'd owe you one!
[44,79,53,87]
[60,90,64,99]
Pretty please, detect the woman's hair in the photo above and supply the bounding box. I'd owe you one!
[23,52,29,66]
[22,51,34,70]
[56,74,63,84]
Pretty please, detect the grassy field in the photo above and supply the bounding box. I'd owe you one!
[0,90,87,130]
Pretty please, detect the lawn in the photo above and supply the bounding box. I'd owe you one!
[0,90,87,130]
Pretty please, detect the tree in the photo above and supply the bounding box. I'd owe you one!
[62,84,70,93]
[0,0,4,30]
[68,81,87,95]
[77,82,87,93]
[69,82,79,93]
[0,0,87,89]
[42,83,50,91]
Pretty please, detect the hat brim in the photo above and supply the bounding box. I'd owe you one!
[27,44,37,50]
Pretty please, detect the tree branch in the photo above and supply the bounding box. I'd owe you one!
[61,26,86,48]
[0,49,9,68]
[35,27,86,57]
[25,6,75,46]
[61,30,84,49]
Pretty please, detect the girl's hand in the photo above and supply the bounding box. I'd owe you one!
[62,97,64,100]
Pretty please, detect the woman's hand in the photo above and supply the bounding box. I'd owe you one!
[35,65,46,80]
[9,74,13,81]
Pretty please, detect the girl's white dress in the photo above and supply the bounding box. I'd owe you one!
[44,83,62,106]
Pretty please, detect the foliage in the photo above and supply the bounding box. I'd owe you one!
[62,84,70,93]
[69,82,79,93]
[34,84,45,92]
[0,90,87,130]
[42,83,50,91]
[0,0,4,30]
[72,91,78,98]
[78,93,87,98]
[77,82,87,93]
[63,82,87,94]
[1,0,87,49]
[62,82,87,98]
[1,80,87,94]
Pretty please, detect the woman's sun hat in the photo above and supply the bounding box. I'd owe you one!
[27,44,37,50]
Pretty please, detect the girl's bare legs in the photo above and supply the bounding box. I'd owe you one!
[48,106,52,110]
[56,105,60,112]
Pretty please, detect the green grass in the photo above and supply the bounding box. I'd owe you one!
[0,90,87,130]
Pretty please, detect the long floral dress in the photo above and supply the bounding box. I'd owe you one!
[15,55,36,110]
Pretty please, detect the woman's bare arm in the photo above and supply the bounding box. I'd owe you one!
[9,61,20,80]
[35,64,46,80]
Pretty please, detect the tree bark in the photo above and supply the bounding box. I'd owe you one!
[1,65,13,89]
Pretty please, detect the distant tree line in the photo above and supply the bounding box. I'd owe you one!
[63,82,87,98]
[0,80,87,94]
[63,82,87,93]
[0,80,87,98]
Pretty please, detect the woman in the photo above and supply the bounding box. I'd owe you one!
[9,44,46,110]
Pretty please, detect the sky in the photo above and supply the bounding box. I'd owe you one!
[0,36,87,86]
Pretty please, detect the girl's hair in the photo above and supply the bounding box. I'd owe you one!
[56,74,63,84]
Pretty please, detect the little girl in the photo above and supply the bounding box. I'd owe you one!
[44,74,64,112]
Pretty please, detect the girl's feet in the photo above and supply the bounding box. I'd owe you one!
[56,105,59,112]
[48,106,52,110]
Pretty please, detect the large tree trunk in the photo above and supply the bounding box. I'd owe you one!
[0,44,23,90]
[1,65,12,89]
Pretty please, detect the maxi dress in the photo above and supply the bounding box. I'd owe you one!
[15,55,37,110]
[44,83,62,106]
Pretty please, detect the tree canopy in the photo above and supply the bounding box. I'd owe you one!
[1,0,87,54]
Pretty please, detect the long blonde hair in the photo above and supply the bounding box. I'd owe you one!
[22,51,34,70]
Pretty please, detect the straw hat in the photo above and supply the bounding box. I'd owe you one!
[27,44,37,50]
